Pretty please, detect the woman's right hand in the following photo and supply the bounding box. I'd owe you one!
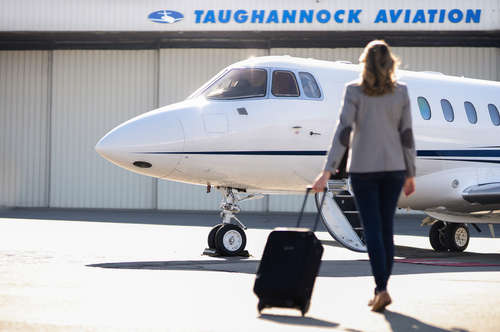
[312,171,331,192]
[403,177,416,196]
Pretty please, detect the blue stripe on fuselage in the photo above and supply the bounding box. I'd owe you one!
[417,150,500,157]
[134,150,500,164]
[135,150,328,156]
[425,158,500,164]
[136,149,500,158]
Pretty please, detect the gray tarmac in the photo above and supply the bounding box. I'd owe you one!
[1,208,500,332]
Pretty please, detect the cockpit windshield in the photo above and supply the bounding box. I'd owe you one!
[204,68,267,100]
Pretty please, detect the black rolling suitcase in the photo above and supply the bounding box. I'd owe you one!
[253,188,326,316]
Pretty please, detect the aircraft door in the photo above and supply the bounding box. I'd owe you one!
[269,70,330,148]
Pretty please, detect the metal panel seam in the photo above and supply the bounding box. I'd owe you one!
[45,50,53,207]
[153,48,160,210]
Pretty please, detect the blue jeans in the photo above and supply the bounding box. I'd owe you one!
[349,171,406,293]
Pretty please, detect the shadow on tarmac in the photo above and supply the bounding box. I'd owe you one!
[88,237,500,275]
[254,310,470,332]
[384,310,469,332]
[258,314,339,328]
[322,240,500,264]
[87,253,500,277]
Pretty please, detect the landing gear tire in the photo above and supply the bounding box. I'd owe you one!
[214,223,247,256]
[430,221,470,252]
[207,224,223,249]
[446,223,469,252]
[429,221,448,252]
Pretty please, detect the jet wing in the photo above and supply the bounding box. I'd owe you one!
[425,209,500,224]
[463,183,500,205]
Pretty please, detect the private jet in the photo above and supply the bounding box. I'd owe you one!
[95,55,500,255]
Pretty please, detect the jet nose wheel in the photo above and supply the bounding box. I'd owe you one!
[208,224,223,249]
[215,224,247,256]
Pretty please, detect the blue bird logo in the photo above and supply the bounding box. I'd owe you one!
[148,10,184,24]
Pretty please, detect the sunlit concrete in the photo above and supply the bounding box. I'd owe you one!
[0,209,499,331]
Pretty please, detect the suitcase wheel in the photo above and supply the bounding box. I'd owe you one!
[300,301,310,317]
[257,300,265,314]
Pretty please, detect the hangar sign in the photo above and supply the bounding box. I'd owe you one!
[1,0,497,32]
[190,9,481,25]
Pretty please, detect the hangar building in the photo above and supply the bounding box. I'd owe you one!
[1,0,499,212]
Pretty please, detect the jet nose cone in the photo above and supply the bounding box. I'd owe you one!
[94,136,110,157]
[95,111,185,177]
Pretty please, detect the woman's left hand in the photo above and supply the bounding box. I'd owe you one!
[403,177,416,196]
[312,171,331,192]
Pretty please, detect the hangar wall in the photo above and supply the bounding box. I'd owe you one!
[1,47,499,211]
[50,50,157,209]
[0,51,50,207]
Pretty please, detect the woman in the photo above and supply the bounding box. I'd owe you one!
[312,40,416,312]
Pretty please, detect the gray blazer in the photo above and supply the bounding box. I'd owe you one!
[323,81,416,177]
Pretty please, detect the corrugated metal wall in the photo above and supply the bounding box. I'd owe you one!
[50,50,156,208]
[394,47,499,80]
[1,47,499,211]
[0,51,49,207]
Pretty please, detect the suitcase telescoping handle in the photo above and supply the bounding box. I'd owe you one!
[296,187,328,232]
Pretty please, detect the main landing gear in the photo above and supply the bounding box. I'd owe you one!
[428,220,470,252]
[205,188,262,256]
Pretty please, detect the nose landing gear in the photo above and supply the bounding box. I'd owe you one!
[204,188,262,257]
[214,223,247,256]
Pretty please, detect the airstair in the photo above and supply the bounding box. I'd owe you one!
[314,180,367,252]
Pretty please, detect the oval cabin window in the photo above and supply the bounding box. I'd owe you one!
[417,97,431,120]
[440,99,454,122]
[488,104,500,126]
[464,101,478,124]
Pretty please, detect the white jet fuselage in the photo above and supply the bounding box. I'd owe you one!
[96,56,500,218]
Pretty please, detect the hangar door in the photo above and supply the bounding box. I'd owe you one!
[50,50,157,208]
[0,47,499,211]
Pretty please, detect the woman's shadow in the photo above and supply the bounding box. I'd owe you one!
[257,310,469,331]
[384,310,469,332]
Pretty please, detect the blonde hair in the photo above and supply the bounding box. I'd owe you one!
[359,40,399,96]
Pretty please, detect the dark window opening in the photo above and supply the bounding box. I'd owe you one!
[464,101,478,124]
[272,70,300,97]
[488,104,500,126]
[440,99,454,122]
[204,68,267,100]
